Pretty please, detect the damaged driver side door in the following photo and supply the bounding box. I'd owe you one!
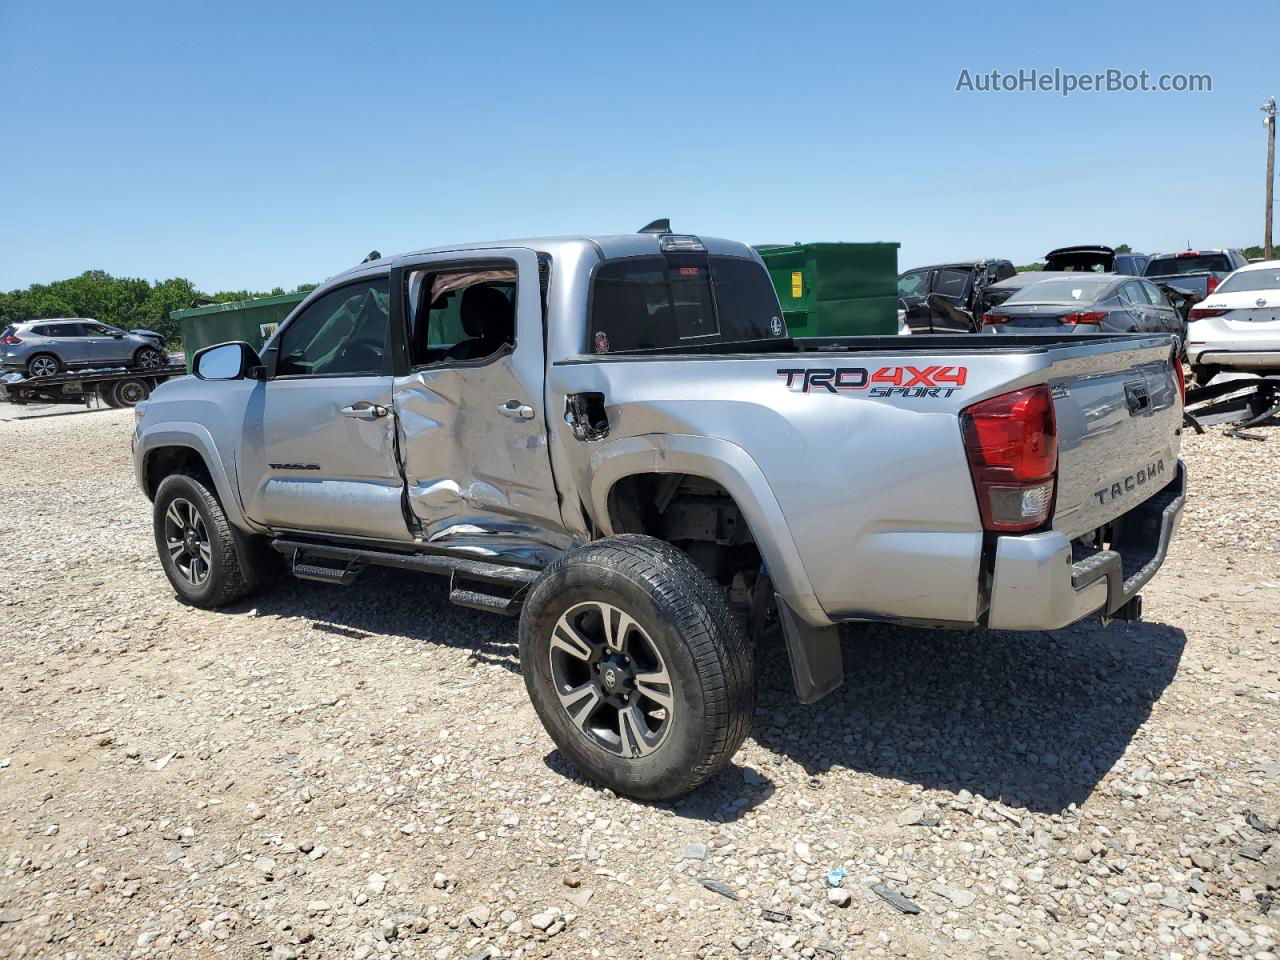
[390,248,568,565]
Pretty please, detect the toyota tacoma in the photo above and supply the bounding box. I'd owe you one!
[132,224,1186,800]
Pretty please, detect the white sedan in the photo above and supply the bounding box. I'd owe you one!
[1186,259,1280,382]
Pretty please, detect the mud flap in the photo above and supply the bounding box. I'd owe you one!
[230,525,280,588]
[776,596,843,704]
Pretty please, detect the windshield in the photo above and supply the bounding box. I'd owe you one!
[1213,269,1280,294]
[1005,278,1109,304]
[589,255,785,353]
[1146,254,1233,276]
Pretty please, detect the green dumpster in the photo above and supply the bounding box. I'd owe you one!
[171,292,308,371]
[757,242,900,337]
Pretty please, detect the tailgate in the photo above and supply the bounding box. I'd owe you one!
[1048,343,1181,539]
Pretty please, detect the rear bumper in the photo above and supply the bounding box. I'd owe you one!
[986,461,1185,630]
[1187,348,1280,369]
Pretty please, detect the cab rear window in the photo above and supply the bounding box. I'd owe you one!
[588,255,784,353]
[1145,254,1232,276]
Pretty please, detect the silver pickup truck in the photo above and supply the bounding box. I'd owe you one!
[132,227,1186,800]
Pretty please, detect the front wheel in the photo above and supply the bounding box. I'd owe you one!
[153,471,254,608]
[134,346,166,370]
[518,535,754,801]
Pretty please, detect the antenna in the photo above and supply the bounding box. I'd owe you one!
[638,219,670,234]
[362,250,382,264]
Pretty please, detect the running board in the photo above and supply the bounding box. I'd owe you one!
[271,538,540,595]
[448,585,524,617]
[292,558,363,586]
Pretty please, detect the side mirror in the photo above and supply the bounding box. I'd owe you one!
[193,341,261,381]
[110,332,125,339]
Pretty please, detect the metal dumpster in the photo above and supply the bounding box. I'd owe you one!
[757,242,900,337]
[171,292,307,371]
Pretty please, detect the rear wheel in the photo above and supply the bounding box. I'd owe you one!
[27,354,60,378]
[153,471,254,608]
[112,378,150,407]
[518,535,754,801]
[134,346,166,371]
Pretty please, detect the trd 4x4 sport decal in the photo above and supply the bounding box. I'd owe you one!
[777,365,968,397]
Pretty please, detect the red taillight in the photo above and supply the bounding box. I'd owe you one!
[1062,311,1107,325]
[1206,274,1219,295]
[0,335,21,345]
[1175,250,1201,258]
[1174,360,1186,404]
[1187,307,1227,319]
[982,312,1005,324]
[961,385,1058,533]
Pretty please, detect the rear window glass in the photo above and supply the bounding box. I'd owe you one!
[1044,251,1113,272]
[1145,254,1232,276]
[589,255,784,353]
[1006,278,1109,304]
[1212,269,1280,294]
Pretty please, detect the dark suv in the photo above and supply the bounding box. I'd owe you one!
[1,319,167,378]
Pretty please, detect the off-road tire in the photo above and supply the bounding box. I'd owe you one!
[518,535,754,801]
[153,471,253,609]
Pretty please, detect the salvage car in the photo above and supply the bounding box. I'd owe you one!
[1043,245,1149,276]
[1185,259,1280,382]
[982,274,1185,340]
[1143,248,1250,299]
[1,319,167,377]
[132,226,1186,800]
[897,259,1016,333]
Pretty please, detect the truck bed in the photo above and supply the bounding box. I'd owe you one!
[554,331,1181,626]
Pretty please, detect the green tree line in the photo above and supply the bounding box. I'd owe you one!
[0,271,317,343]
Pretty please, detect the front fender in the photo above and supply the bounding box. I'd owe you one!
[586,433,829,626]
[134,422,251,530]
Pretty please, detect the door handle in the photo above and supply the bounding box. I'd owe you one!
[497,399,536,421]
[341,402,388,420]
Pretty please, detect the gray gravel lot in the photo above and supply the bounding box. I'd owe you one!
[1,409,1279,960]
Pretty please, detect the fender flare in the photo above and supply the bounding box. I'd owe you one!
[586,433,829,627]
[135,422,251,530]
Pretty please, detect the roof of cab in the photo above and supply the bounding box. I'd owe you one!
[325,233,759,285]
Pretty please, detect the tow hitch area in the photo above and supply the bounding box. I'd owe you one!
[1110,594,1143,623]
[1183,375,1280,440]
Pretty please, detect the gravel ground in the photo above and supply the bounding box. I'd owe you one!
[2,410,1279,960]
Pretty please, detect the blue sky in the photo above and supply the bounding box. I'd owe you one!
[0,0,1273,292]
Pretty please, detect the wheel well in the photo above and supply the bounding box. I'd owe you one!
[606,474,761,584]
[144,446,211,500]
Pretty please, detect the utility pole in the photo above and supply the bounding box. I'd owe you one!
[1264,97,1276,260]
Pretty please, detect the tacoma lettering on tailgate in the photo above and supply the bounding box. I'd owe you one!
[1093,459,1165,505]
